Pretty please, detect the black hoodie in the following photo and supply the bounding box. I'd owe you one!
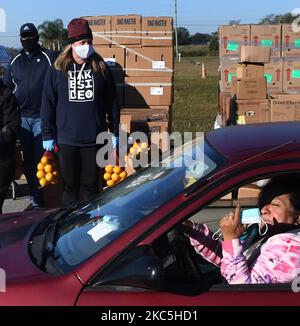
[41,61,120,147]
[0,80,20,158]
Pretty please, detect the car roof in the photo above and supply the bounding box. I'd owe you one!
[206,121,300,164]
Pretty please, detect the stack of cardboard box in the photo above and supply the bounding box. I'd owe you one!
[218,24,300,125]
[233,45,270,125]
[83,15,174,143]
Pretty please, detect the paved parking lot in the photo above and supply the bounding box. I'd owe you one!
[2,179,30,214]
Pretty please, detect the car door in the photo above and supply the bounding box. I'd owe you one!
[76,165,300,306]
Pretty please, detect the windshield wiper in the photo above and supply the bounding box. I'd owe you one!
[39,201,92,270]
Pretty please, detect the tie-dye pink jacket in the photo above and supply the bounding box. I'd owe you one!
[188,223,300,284]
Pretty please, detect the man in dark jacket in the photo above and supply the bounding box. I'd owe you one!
[3,23,58,210]
[0,80,20,213]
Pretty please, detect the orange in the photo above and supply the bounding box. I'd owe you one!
[106,179,115,187]
[129,147,137,155]
[140,142,148,150]
[119,171,127,179]
[45,173,53,182]
[113,166,122,174]
[37,163,45,171]
[39,178,47,187]
[111,173,120,182]
[105,165,114,173]
[36,170,45,179]
[103,172,112,181]
[44,164,53,173]
[40,156,50,165]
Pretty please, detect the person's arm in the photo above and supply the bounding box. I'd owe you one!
[0,84,20,144]
[181,221,222,267]
[221,232,300,284]
[2,62,14,90]
[104,66,120,137]
[41,66,57,141]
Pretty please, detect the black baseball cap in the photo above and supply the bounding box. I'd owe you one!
[20,23,38,37]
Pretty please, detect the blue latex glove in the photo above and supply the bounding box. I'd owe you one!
[112,135,119,150]
[43,140,55,151]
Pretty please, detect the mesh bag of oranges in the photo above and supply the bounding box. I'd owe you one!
[36,150,60,188]
[103,165,127,188]
[127,141,150,160]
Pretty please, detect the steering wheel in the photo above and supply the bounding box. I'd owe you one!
[167,228,204,283]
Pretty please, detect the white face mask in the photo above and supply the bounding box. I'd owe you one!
[212,208,268,240]
[73,44,94,59]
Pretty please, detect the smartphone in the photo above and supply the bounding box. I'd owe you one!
[241,208,261,224]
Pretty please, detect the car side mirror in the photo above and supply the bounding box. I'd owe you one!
[95,248,164,291]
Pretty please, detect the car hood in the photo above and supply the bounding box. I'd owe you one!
[0,211,51,281]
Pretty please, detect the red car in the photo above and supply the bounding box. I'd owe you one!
[0,121,300,306]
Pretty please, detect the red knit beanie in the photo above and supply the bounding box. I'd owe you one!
[67,18,93,44]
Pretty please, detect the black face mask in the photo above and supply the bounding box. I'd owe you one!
[20,36,39,52]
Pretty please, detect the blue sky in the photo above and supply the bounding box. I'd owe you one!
[1,0,300,47]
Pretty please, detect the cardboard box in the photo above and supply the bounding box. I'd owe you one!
[238,184,261,199]
[125,47,174,77]
[283,58,300,92]
[250,25,282,57]
[282,24,300,57]
[131,120,170,152]
[111,15,142,45]
[83,16,111,45]
[218,92,232,126]
[270,96,300,122]
[121,107,170,122]
[240,45,271,63]
[142,16,173,47]
[124,76,173,106]
[220,59,239,92]
[120,114,131,133]
[219,25,251,59]
[264,58,283,93]
[236,78,267,100]
[235,99,269,124]
[94,46,125,76]
[236,63,264,79]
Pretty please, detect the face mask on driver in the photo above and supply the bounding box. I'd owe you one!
[73,44,94,59]
[212,208,268,240]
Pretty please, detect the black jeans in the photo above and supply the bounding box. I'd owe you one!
[58,144,102,206]
[0,155,15,213]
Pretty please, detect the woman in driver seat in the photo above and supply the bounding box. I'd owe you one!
[181,175,300,284]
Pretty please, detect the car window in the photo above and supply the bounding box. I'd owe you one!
[92,176,297,294]
[29,138,225,274]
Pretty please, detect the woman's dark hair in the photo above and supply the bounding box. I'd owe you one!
[258,174,300,212]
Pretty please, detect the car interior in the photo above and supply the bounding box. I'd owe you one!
[90,170,300,297]
[93,176,283,294]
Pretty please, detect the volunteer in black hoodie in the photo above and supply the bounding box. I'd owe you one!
[0,80,20,213]
[3,23,57,211]
[41,18,120,206]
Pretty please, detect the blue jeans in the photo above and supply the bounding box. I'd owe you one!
[19,117,44,207]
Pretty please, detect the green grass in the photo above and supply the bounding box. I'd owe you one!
[172,56,220,133]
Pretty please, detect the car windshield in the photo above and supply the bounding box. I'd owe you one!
[29,137,225,274]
